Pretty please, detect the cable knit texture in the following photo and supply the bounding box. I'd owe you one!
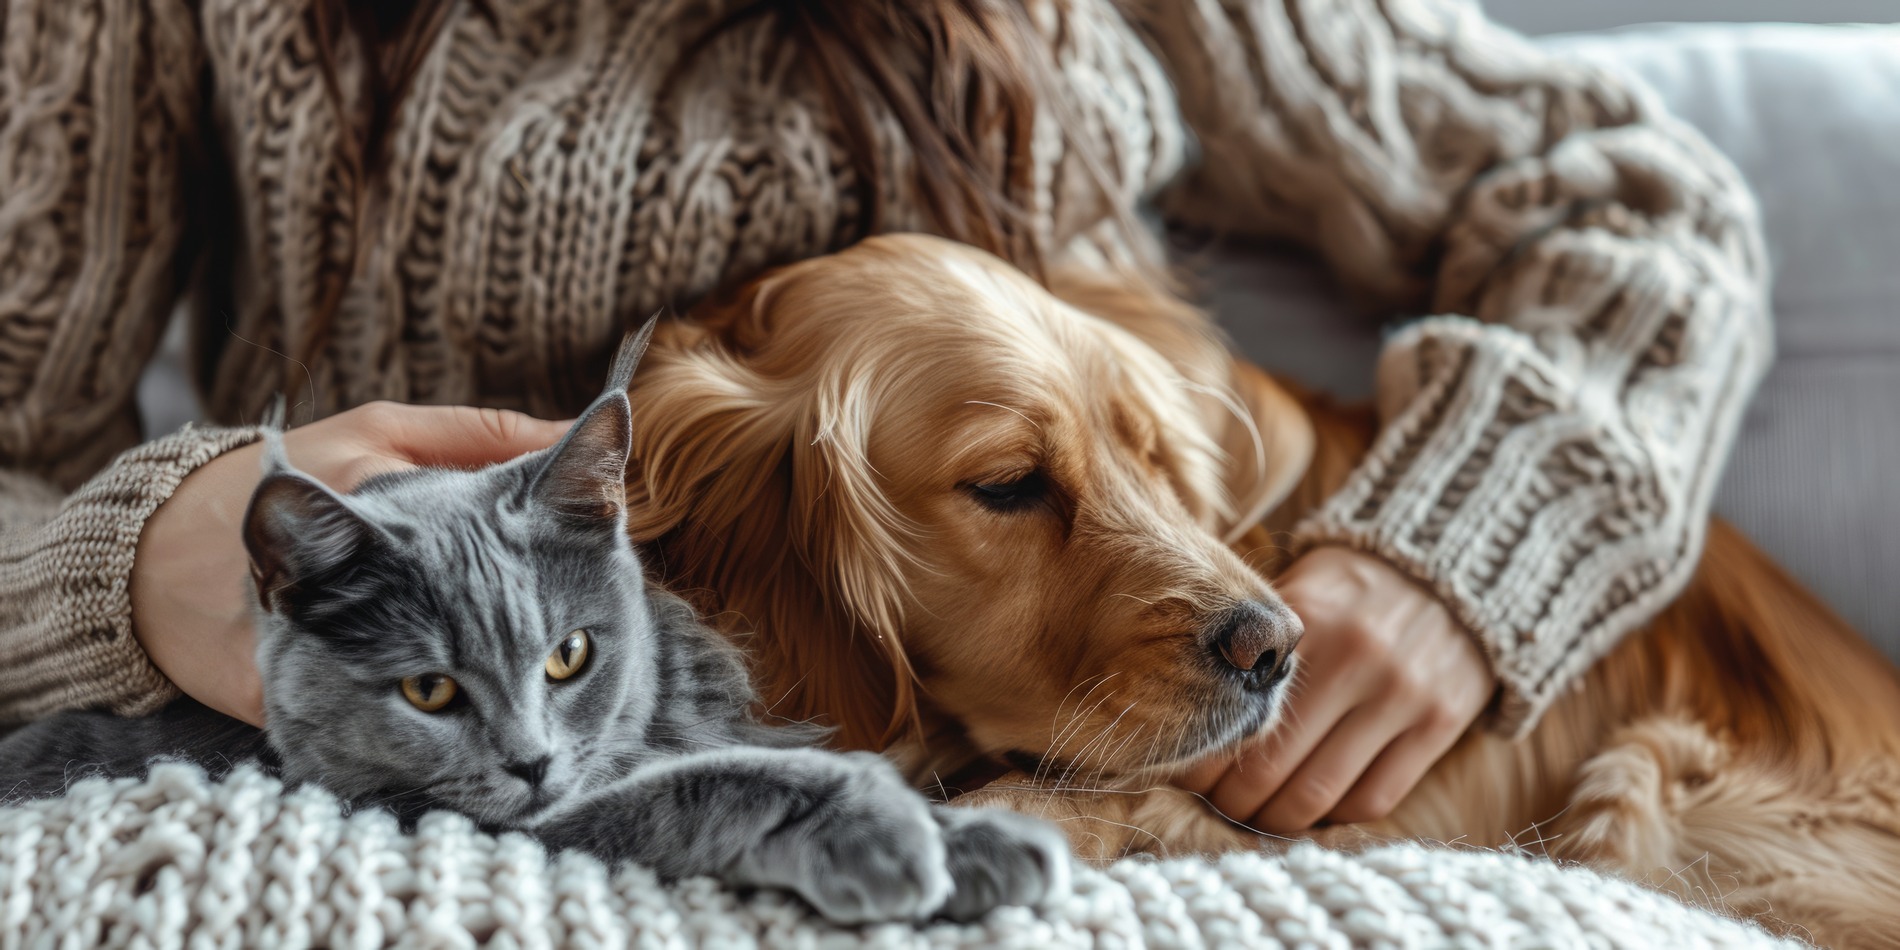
[0,763,1796,948]
[0,426,262,725]
[0,0,1767,738]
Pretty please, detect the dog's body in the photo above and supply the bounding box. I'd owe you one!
[629,234,1900,947]
[968,386,1900,947]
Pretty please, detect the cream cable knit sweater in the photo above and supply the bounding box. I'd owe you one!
[0,0,1768,736]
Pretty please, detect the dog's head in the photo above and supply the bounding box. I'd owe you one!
[628,234,1316,778]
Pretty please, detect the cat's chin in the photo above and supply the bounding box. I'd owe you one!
[517,793,559,821]
[438,786,565,828]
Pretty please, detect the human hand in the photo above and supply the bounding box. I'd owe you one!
[1175,546,1495,833]
[130,403,570,726]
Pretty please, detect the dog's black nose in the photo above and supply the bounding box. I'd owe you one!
[505,755,552,788]
[1208,600,1301,687]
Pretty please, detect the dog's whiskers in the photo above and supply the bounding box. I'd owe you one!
[1058,701,1140,794]
[1043,687,1124,781]
[1052,672,1120,738]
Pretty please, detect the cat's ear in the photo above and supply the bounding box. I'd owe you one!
[244,462,380,612]
[601,313,658,400]
[532,394,632,522]
[531,323,653,522]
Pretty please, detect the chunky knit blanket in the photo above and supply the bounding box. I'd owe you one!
[0,765,1794,948]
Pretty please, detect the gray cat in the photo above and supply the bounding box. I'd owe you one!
[0,324,1067,924]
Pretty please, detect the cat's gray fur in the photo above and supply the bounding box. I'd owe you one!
[0,323,1067,924]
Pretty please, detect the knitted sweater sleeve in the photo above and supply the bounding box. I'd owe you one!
[1134,0,1772,733]
[0,0,252,723]
[0,428,264,724]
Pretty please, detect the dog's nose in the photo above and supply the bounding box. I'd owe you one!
[1208,600,1302,687]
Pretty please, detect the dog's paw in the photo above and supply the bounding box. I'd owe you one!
[1553,716,1730,869]
[743,752,953,924]
[930,805,1072,922]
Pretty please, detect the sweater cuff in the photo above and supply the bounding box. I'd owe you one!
[0,424,264,725]
[1287,318,1705,737]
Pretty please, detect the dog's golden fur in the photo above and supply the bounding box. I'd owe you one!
[629,236,1305,769]
[627,234,1900,948]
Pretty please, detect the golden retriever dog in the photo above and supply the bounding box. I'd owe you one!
[625,233,1900,947]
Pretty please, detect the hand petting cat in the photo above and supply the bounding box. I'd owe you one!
[130,403,571,726]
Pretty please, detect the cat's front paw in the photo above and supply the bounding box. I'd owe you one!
[932,805,1072,922]
[741,752,953,924]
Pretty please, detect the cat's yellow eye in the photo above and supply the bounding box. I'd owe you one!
[401,673,459,712]
[546,630,591,680]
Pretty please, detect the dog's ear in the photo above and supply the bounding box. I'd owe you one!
[625,296,923,751]
[783,368,927,748]
[623,320,790,543]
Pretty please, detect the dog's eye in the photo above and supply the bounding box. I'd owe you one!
[967,471,1049,513]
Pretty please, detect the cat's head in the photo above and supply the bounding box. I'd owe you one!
[242,330,659,824]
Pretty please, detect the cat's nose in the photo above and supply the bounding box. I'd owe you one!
[504,755,552,788]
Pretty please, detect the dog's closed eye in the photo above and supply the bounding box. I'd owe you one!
[965,470,1050,514]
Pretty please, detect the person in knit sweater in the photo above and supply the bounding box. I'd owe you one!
[0,0,1767,836]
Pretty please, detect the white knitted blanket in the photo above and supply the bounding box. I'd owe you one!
[0,764,1795,948]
